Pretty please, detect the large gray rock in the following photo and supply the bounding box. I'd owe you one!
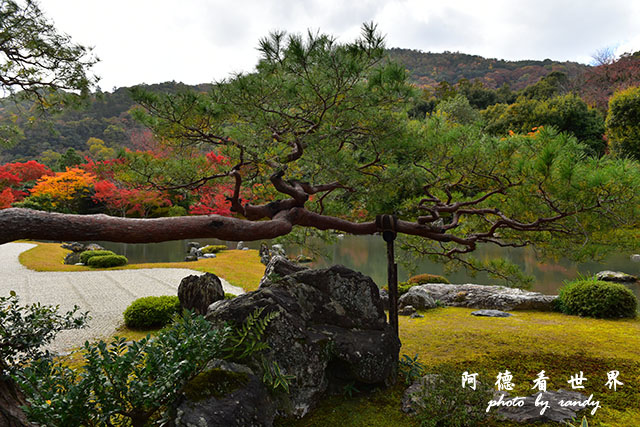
[595,270,637,283]
[205,264,399,420]
[410,284,556,311]
[178,273,225,315]
[84,243,105,252]
[189,247,203,258]
[258,255,309,288]
[398,287,437,310]
[63,251,83,265]
[61,241,86,252]
[174,360,275,427]
[186,241,201,250]
[379,288,389,311]
[62,242,106,265]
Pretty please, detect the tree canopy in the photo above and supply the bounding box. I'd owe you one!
[0,0,96,98]
[2,24,640,284]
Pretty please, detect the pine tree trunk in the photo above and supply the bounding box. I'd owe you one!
[0,376,32,427]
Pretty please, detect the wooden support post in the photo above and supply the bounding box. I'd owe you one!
[385,232,399,338]
[376,214,399,339]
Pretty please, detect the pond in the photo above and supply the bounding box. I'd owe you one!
[98,234,640,300]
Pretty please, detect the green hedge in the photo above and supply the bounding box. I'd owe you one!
[79,250,116,264]
[87,255,128,268]
[123,295,181,328]
[557,278,638,319]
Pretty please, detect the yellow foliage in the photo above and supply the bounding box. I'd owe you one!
[30,167,96,206]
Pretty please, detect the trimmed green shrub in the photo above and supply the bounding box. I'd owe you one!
[123,295,180,329]
[79,250,116,264]
[408,273,450,285]
[86,255,128,268]
[200,245,228,254]
[557,278,638,318]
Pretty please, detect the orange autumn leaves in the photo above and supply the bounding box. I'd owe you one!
[29,167,96,211]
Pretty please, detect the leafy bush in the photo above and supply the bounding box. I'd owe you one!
[87,255,128,268]
[399,354,427,385]
[408,273,450,285]
[0,292,88,425]
[0,291,88,368]
[411,366,492,427]
[123,295,180,329]
[557,278,638,318]
[79,250,116,264]
[606,86,640,160]
[16,312,232,426]
[200,244,228,254]
[15,309,284,426]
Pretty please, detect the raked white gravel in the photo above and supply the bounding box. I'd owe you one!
[0,242,244,353]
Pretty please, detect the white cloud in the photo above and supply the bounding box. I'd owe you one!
[38,0,640,90]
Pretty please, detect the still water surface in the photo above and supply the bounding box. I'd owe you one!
[99,235,640,299]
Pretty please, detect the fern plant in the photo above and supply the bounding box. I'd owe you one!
[222,307,280,361]
[261,358,295,393]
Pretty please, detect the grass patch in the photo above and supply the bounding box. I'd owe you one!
[17,241,265,291]
[279,308,640,426]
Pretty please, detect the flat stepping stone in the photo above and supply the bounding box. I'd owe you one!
[471,309,512,317]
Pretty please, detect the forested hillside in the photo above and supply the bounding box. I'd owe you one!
[0,82,212,163]
[2,49,640,166]
[388,48,589,89]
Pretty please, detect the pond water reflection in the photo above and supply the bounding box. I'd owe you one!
[98,235,640,300]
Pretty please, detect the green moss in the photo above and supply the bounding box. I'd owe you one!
[279,308,640,426]
[184,368,249,401]
[275,384,417,427]
[201,245,228,254]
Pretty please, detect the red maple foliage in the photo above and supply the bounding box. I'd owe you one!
[0,161,53,207]
[580,54,640,111]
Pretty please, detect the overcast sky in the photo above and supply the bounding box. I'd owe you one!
[40,0,640,91]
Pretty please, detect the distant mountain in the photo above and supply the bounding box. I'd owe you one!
[0,82,212,163]
[0,51,602,163]
[387,48,590,90]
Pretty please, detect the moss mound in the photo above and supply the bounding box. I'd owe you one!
[557,278,637,318]
[79,250,116,264]
[87,254,128,268]
[123,295,180,329]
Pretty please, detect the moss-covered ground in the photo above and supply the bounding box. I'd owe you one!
[17,241,265,291]
[278,309,640,426]
[21,241,640,425]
